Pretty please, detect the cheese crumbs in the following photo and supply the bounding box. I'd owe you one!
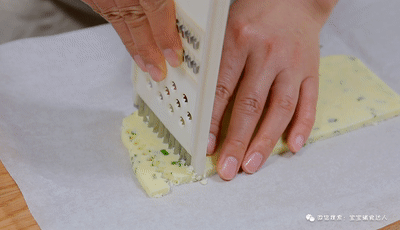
[122,55,400,198]
[121,112,218,198]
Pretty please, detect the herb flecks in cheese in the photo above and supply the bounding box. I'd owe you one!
[122,55,400,198]
[271,55,400,153]
[121,112,217,198]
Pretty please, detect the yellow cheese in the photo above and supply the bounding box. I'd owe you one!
[121,111,218,197]
[135,164,170,198]
[272,55,400,153]
[122,55,400,197]
[122,112,195,197]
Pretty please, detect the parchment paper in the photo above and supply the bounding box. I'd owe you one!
[1,0,399,229]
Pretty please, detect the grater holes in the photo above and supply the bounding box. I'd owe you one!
[183,50,199,74]
[171,81,177,90]
[176,19,199,50]
[187,111,192,121]
[158,92,163,101]
[183,94,188,103]
[193,64,200,74]
[147,79,153,89]
[184,30,191,41]
[168,104,174,113]
[165,87,170,96]
[193,39,200,50]
[180,25,187,38]
[179,116,185,126]
[184,54,191,65]
[176,99,181,108]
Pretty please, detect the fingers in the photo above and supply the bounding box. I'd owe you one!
[241,70,302,175]
[215,54,279,180]
[83,0,182,82]
[207,28,248,155]
[120,1,167,81]
[140,0,183,67]
[286,76,319,153]
[120,0,181,81]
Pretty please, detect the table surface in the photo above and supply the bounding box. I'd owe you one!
[0,161,40,230]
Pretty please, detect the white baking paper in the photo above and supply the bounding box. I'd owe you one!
[1,0,399,229]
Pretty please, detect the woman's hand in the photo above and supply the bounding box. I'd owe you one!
[81,0,183,82]
[208,0,337,180]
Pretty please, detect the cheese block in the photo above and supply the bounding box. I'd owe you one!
[135,163,170,198]
[122,112,216,197]
[121,55,400,197]
[272,55,400,153]
[122,112,217,197]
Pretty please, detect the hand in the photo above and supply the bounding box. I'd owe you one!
[81,0,183,82]
[208,0,337,180]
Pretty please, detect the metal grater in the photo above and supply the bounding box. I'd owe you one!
[132,0,230,176]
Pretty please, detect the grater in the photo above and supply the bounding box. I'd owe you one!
[132,0,231,176]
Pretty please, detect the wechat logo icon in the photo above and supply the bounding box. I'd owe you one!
[306,214,315,222]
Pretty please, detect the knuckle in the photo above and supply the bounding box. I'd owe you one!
[124,40,135,49]
[225,138,247,152]
[100,6,147,26]
[101,9,123,22]
[236,94,264,115]
[298,109,316,128]
[215,81,232,102]
[273,93,297,115]
[258,135,274,149]
[135,45,153,59]
[229,18,253,46]
[121,7,147,26]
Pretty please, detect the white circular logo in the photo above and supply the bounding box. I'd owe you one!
[306,214,315,222]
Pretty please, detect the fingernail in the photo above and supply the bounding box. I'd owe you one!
[294,135,305,153]
[207,133,216,155]
[243,152,263,174]
[146,64,164,82]
[163,49,182,67]
[133,55,147,72]
[219,156,238,180]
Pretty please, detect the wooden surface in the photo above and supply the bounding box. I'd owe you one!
[0,160,399,230]
[379,220,400,230]
[0,161,40,230]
